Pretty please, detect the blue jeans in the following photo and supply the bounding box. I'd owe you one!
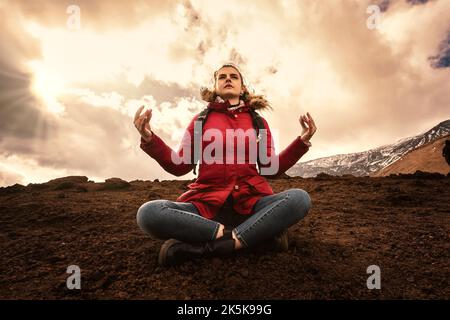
[136,188,312,248]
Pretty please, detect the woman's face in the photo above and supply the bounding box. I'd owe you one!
[215,66,243,99]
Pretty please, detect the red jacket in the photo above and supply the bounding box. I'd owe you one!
[140,99,310,219]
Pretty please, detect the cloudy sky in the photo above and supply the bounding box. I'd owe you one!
[0,0,449,187]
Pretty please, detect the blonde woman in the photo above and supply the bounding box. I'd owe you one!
[135,63,316,267]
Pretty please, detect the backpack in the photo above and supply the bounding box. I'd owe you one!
[192,107,266,175]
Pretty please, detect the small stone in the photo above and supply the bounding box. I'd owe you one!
[241,269,249,278]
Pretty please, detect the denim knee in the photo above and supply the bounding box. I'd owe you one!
[285,188,312,220]
[136,199,167,238]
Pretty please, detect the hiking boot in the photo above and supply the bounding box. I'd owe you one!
[273,229,289,252]
[158,229,236,267]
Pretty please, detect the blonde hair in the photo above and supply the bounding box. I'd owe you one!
[200,63,273,111]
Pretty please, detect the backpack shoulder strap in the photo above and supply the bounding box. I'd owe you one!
[192,107,211,175]
[248,108,265,142]
[248,109,267,174]
[197,107,210,122]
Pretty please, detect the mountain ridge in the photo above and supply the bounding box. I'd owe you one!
[287,119,450,178]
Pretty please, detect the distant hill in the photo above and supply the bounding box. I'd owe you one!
[371,136,450,176]
[287,120,450,177]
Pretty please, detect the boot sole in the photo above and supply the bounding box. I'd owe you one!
[158,239,180,267]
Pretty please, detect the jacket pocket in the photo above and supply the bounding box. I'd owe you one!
[244,175,272,194]
[187,182,215,191]
[178,182,214,202]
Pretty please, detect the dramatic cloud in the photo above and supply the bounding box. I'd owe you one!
[406,0,430,5]
[429,31,450,68]
[0,0,449,187]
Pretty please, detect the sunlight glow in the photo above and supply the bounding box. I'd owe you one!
[28,60,66,114]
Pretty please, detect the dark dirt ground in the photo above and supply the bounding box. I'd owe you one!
[0,172,449,299]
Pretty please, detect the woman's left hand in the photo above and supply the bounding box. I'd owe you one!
[299,112,317,142]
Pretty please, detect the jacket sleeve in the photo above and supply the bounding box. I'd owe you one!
[139,115,198,177]
[258,117,310,178]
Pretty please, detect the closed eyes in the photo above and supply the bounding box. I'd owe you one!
[219,74,239,79]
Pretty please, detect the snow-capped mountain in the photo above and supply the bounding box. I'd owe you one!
[286,120,450,178]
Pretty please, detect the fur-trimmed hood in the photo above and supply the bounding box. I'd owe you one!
[200,87,272,111]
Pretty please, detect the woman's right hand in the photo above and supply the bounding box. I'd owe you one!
[134,105,153,142]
